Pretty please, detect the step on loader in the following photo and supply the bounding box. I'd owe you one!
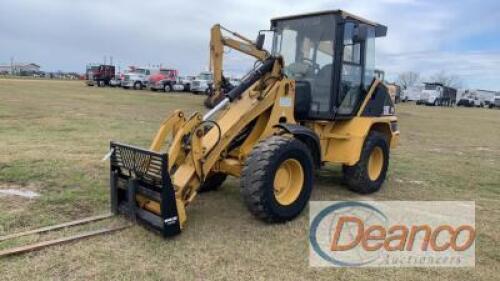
[107,10,400,237]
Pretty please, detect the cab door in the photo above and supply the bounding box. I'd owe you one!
[334,21,376,119]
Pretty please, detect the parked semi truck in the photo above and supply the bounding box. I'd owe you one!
[121,67,158,90]
[149,69,178,92]
[190,71,213,94]
[85,64,115,86]
[177,76,196,92]
[417,82,456,106]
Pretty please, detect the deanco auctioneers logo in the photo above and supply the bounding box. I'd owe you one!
[309,201,475,267]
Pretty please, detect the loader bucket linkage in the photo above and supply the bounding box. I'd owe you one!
[109,142,181,237]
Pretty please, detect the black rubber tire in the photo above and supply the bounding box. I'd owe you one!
[342,131,389,194]
[164,84,172,92]
[240,136,314,222]
[198,173,227,193]
[133,82,142,90]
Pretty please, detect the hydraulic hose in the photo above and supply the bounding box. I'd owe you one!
[203,57,276,121]
[226,57,276,101]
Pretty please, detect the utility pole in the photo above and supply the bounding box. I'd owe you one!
[10,57,14,75]
[110,56,113,66]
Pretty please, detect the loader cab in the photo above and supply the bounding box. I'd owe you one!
[270,10,387,120]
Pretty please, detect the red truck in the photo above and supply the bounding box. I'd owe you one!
[85,64,115,86]
[148,69,178,92]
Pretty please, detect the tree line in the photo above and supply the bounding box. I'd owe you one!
[397,71,463,89]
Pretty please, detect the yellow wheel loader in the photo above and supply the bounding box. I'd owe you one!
[108,10,400,237]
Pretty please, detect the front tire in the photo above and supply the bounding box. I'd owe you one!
[343,131,389,194]
[133,82,142,90]
[164,84,171,92]
[241,136,314,222]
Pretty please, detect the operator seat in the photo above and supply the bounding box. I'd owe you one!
[311,64,333,114]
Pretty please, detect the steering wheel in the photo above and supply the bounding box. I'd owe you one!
[302,58,320,73]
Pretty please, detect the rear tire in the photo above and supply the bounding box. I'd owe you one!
[241,136,314,222]
[343,131,389,194]
[198,173,227,193]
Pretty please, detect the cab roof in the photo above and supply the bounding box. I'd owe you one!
[271,10,387,37]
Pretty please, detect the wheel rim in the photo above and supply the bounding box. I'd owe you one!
[368,147,384,181]
[273,159,304,206]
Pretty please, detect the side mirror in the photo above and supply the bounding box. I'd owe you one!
[353,24,369,43]
[256,33,265,50]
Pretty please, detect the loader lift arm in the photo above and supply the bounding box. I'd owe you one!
[205,24,270,108]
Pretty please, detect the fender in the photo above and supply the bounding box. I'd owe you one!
[274,123,322,167]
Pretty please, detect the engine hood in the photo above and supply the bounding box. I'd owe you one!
[149,73,166,83]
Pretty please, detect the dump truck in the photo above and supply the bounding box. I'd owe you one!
[107,10,399,237]
[418,82,457,106]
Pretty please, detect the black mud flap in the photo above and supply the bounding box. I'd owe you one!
[109,141,181,237]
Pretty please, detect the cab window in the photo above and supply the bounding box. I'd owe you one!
[272,14,336,119]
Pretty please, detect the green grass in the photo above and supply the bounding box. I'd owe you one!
[0,79,499,280]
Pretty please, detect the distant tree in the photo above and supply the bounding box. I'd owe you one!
[397,71,420,89]
[429,71,464,89]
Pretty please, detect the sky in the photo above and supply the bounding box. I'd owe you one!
[1,0,499,90]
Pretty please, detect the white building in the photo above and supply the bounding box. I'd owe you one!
[0,63,41,75]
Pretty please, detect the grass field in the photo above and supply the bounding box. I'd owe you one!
[0,79,499,280]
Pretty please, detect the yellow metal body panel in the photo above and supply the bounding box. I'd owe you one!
[317,116,398,165]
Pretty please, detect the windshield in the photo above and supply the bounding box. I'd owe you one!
[132,69,147,74]
[160,69,174,75]
[272,14,336,118]
[197,73,213,80]
[425,84,438,90]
